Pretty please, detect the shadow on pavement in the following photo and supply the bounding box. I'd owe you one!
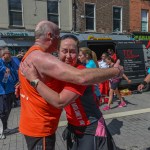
[146,148,150,150]
[5,127,19,135]
[107,118,123,136]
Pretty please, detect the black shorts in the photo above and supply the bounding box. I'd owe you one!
[110,79,121,90]
[24,133,55,150]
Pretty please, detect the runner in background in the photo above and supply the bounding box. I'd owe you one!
[98,53,110,104]
[108,49,118,62]
[103,56,131,111]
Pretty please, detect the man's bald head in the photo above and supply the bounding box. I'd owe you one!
[35,20,59,40]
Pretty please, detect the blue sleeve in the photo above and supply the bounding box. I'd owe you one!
[148,68,150,74]
[86,60,97,68]
[0,59,6,81]
[0,59,6,73]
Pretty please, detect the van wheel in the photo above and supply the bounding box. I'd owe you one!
[142,83,150,92]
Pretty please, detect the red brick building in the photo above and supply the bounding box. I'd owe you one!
[129,0,150,32]
[74,0,130,33]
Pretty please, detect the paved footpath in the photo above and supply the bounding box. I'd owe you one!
[0,91,150,150]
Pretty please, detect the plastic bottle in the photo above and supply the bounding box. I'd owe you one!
[2,72,9,83]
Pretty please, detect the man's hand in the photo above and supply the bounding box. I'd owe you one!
[137,84,144,91]
[6,68,10,74]
[20,61,39,82]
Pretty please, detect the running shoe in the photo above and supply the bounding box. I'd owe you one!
[102,105,110,111]
[118,101,127,108]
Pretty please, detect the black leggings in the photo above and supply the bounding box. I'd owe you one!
[0,93,15,130]
[67,134,96,150]
[24,133,56,150]
[67,132,117,150]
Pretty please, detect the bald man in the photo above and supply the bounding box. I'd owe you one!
[19,20,122,150]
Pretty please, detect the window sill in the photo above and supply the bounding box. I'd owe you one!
[85,30,96,33]
[8,25,25,29]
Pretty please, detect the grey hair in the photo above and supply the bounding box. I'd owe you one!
[1,47,10,56]
[35,20,57,39]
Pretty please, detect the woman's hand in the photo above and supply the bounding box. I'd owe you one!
[137,84,144,91]
[20,61,39,81]
[127,79,132,84]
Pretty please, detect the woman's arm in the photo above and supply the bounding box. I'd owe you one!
[122,74,131,84]
[36,80,80,109]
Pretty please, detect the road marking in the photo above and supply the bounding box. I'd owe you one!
[58,108,150,127]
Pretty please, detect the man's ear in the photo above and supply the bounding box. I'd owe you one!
[47,32,53,40]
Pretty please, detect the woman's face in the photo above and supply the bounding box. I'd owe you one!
[101,54,107,60]
[59,38,78,66]
[105,58,111,65]
[78,51,86,63]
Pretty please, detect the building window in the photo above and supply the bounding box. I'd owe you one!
[8,0,23,26]
[113,7,122,32]
[141,10,148,32]
[47,0,59,25]
[85,3,95,31]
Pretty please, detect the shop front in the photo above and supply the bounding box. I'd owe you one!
[0,30,34,55]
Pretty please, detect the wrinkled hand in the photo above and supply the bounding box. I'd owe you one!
[20,61,39,81]
[113,59,124,77]
[15,82,20,98]
[137,84,144,91]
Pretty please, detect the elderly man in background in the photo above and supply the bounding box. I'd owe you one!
[0,47,19,139]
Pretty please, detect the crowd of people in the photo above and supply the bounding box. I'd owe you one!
[0,20,150,150]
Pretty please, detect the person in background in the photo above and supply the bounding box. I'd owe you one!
[0,47,19,138]
[12,55,20,107]
[98,53,110,103]
[91,51,99,68]
[103,56,131,111]
[78,47,101,105]
[108,49,117,62]
[16,51,25,61]
[20,34,117,150]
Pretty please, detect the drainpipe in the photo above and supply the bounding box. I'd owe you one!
[72,0,77,31]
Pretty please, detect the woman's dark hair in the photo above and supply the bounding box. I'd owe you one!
[58,34,79,50]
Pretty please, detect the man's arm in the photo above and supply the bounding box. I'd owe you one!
[138,74,150,91]
[24,51,122,85]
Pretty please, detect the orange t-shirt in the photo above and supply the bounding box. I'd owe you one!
[19,45,63,137]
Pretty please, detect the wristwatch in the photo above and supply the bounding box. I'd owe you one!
[30,79,40,88]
